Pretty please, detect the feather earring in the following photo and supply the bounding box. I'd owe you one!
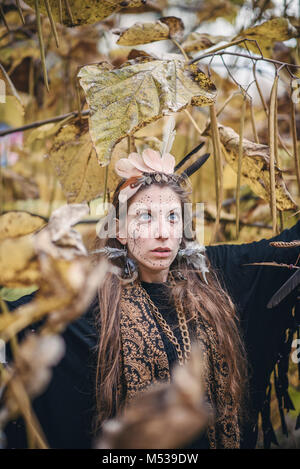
[89,246,138,282]
[177,242,209,284]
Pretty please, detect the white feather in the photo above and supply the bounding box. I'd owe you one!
[161,116,176,155]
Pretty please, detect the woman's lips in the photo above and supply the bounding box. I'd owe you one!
[150,248,172,258]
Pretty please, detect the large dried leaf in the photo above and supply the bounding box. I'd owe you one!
[24,0,146,26]
[78,57,217,166]
[236,17,298,58]
[0,211,46,241]
[182,33,227,53]
[48,118,119,203]
[218,125,297,211]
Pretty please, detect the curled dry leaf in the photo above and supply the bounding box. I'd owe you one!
[182,32,227,54]
[78,56,216,166]
[33,203,89,260]
[159,17,184,42]
[96,342,209,449]
[0,211,46,242]
[115,20,170,45]
[24,0,146,26]
[48,118,119,204]
[217,125,298,211]
[115,16,184,45]
[235,17,298,58]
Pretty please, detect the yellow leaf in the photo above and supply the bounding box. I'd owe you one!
[48,118,119,203]
[78,57,217,166]
[236,17,298,58]
[0,212,46,241]
[24,0,146,26]
[218,125,297,211]
[115,20,170,45]
[0,234,39,288]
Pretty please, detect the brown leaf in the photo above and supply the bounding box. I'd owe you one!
[218,125,298,211]
[115,20,170,45]
[48,118,118,203]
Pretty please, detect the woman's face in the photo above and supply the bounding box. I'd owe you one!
[117,184,183,281]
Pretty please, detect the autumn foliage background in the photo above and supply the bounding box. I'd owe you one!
[0,0,300,449]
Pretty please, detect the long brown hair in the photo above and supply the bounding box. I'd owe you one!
[90,177,249,435]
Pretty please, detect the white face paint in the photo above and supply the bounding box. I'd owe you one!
[117,184,183,282]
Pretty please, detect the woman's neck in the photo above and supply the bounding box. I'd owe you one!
[138,266,169,283]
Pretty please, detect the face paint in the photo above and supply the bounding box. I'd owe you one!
[118,185,183,281]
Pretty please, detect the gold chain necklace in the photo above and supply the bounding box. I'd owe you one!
[137,272,192,366]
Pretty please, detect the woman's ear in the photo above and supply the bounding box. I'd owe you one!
[114,217,127,246]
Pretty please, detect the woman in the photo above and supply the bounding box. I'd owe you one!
[3,147,300,449]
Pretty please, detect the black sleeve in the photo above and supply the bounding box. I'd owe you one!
[205,219,300,448]
[2,292,99,449]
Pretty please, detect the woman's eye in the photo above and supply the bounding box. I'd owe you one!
[168,212,180,222]
[138,212,151,222]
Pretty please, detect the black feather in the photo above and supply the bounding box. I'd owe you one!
[182,153,210,178]
[174,141,205,172]
[267,269,300,308]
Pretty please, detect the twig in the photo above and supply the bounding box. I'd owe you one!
[0,3,10,32]
[236,94,247,239]
[209,104,223,244]
[16,0,25,25]
[290,97,300,196]
[44,0,59,48]
[35,0,49,92]
[0,110,89,138]
[268,72,279,236]
[190,51,300,70]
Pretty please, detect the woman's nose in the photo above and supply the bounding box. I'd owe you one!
[153,218,169,239]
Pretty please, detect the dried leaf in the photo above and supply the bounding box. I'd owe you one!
[33,203,89,259]
[236,17,298,58]
[48,118,119,203]
[159,16,184,42]
[0,211,46,241]
[0,234,39,288]
[115,20,170,45]
[182,32,226,53]
[24,0,146,26]
[0,64,24,126]
[78,57,217,166]
[217,125,297,211]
